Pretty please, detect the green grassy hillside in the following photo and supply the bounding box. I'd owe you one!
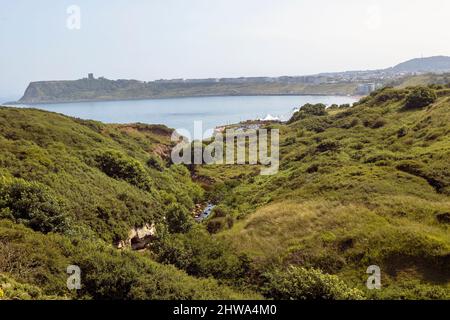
[197,86,450,299]
[0,220,257,300]
[0,107,204,241]
[1,85,449,300]
[0,107,258,300]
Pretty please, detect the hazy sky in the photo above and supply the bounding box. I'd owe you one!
[1,0,450,98]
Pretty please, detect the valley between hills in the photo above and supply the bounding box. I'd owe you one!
[0,84,449,300]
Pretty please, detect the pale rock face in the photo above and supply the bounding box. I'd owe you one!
[116,223,156,250]
[134,223,156,239]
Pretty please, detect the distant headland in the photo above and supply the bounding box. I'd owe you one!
[16,56,450,104]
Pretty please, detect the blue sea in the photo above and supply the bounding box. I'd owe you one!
[13,95,357,139]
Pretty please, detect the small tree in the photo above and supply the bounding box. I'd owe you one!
[405,87,437,109]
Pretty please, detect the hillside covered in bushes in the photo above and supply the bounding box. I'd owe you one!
[0,84,449,300]
[0,108,257,300]
[196,85,450,299]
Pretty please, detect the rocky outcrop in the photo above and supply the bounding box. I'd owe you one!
[116,223,156,250]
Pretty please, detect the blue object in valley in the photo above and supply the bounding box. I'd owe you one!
[195,204,216,222]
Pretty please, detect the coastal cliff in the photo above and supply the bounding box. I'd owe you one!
[18,76,358,104]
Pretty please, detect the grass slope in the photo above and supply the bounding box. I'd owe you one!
[0,107,204,241]
[200,86,450,299]
[1,85,449,300]
[0,107,257,300]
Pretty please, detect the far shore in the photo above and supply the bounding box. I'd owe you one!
[7,93,360,106]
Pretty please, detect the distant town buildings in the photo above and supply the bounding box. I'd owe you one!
[144,71,403,93]
[79,66,429,96]
[356,82,382,95]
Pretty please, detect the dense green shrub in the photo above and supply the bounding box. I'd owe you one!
[297,117,331,133]
[206,218,226,234]
[301,103,327,116]
[153,227,248,280]
[146,154,165,171]
[370,281,450,300]
[288,103,327,123]
[338,117,360,129]
[263,267,365,300]
[76,249,140,299]
[165,203,194,234]
[315,140,340,153]
[405,87,437,109]
[374,88,408,103]
[97,150,151,191]
[0,177,68,233]
[0,273,54,300]
[362,114,387,129]
[370,117,387,129]
[211,206,228,218]
[206,183,230,203]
